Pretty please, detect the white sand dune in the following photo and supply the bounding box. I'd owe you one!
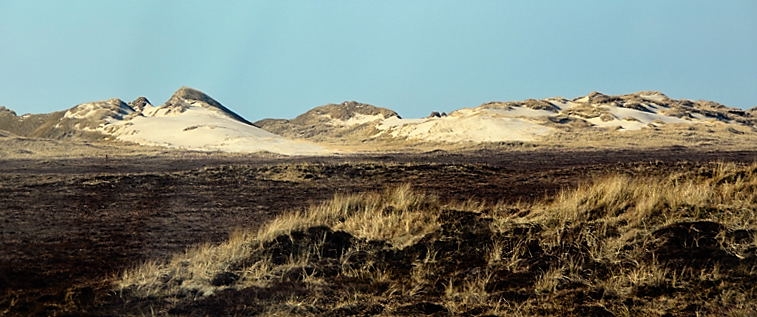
[65,88,333,155]
[348,91,750,142]
[108,104,329,155]
[376,109,553,142]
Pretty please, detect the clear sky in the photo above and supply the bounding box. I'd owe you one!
[1,1,755,120]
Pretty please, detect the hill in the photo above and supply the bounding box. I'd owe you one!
[257,91,757,150]
[255,101,400,142]
[2,89,755,156]
[0,87,330,156]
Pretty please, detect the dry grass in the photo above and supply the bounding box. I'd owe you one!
[256,183,440,246]
[542,122,757,151]
[524,162,756,260]
[115,162,757,316]
[118,184,442,298]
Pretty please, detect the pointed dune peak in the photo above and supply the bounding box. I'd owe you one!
[0,106,18,116]
[64,98,133,120]
[587,91,607,98]
[166,86,224,109]
[162,86,253,125]
[634,90,669,99]
[129,97,152,112]
[427,111,448,118]
[573,91,623,104]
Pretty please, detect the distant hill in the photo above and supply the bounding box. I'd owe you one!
[0,87,330,155]
[0,106,67,138]
[1,89,755,155]
[255,101,400,142]
[256,91,756,149]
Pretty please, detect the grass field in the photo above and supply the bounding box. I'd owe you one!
[113,161,757,316]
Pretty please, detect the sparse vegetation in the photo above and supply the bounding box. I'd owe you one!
[114,162,757,316]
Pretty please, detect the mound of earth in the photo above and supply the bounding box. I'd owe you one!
[255,101,400,141]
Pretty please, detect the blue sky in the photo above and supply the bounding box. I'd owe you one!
[1,1,755,119]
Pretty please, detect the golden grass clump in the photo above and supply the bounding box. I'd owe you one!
[256,183,440,246]
[529,162,756,226]
[117,184,442,298]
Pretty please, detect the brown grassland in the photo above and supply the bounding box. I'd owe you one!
[115,161,757,316]
[1,149,756,316]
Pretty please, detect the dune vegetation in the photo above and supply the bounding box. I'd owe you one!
[114,162,757,316]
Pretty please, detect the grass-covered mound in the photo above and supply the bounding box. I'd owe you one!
[111,163,757,316]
